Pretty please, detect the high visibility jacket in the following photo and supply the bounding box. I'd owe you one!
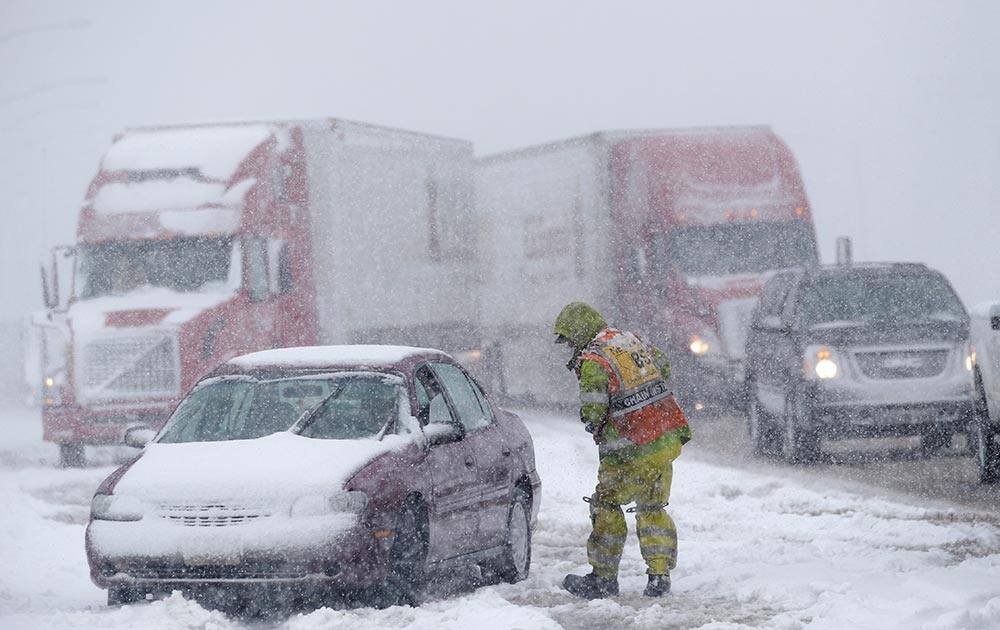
[577,328,691,461]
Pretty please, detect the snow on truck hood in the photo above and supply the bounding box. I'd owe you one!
[69,287,234,335]
[114,431,408,505]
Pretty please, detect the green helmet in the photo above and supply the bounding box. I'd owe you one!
[554,302,607,350]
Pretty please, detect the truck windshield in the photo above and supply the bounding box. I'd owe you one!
[77,237,233,299]
[157,374,403,444]
[798,273,967,327]
[659,221,816,276]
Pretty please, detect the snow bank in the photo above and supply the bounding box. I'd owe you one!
[102,125,274,180]
[228,345,441,369]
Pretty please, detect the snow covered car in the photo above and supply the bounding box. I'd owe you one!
[85,345,541,607]
[970,302,1000,483]
[744,263,974,463]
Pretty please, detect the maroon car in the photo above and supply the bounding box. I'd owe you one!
[86,345,541,608]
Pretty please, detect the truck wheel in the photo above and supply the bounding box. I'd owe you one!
[59,443,86,468]
[107,586,144,606]
[747,381,779,457]
[383,498,429,607]
[495,488,532,583]
[782,388,819,464]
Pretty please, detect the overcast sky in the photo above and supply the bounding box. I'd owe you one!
[1,0,998,323]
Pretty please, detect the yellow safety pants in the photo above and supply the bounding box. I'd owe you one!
[587,442,680,579]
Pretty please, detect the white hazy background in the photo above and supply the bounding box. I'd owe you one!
[1,0,998,325]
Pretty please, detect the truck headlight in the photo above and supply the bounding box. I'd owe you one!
[290,491,368,517]
[91,493,145,522]
[688,329,721,357]
[804,345,841,380]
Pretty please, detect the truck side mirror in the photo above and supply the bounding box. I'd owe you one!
[40,261,57,309]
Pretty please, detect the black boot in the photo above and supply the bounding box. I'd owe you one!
[643,573,671,597]
[563,572,619,599]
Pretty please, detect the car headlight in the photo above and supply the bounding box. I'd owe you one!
[290,491,368,517]
[91,493,145,522]
[964,343,975,372]
[688,329,722,357]
[804,345,841,380]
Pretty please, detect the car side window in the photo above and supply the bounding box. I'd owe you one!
[431,362,491,432]
[469,378,495,425]
[415,365,455,426]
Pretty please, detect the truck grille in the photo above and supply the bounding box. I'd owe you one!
[80,334,180,402]
[854,349,950,380]
[158,504,272,527]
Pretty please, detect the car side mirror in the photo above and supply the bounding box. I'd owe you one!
[416,405,430,426]
[424,422,464,446]
[123,426,157,449]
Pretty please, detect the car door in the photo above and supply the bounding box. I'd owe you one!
[752,272,798,415]
[414,364,482,562]
[432,361,513,550]
[433,363,514,549]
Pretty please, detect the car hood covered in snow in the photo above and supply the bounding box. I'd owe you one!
[112,431,411,505]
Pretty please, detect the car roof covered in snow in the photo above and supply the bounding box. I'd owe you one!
[222,345,449,373]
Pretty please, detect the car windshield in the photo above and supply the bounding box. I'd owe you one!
[157,373,404,444]
[77,237,233,299]
[657,220,816,276]
[797,272,967,327]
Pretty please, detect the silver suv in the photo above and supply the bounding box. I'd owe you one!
[744,263,974,463]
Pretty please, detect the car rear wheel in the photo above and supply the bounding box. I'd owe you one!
[782,387,819,464]
[495,488,531,583]
[59,443,86,468]
[384,498,429,606]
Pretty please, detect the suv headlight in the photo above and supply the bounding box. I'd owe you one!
[963,342,975,372]
[290,491,368,517]
[804,345,842,380]
[91,494,145,522]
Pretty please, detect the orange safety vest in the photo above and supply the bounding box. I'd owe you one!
[581,328,689,446]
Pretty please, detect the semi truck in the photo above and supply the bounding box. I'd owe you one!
[476,126,819,408]
[35,118,478,466]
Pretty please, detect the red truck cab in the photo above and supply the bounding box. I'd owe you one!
[39,123,318,466]
[613,129,818,407]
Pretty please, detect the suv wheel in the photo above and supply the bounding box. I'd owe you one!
[495,488,532,583]
[107,586,144,606]
[920,428,952,454]
[747,381,778,457]
[973,373,1000,484]
[782,387,819,464]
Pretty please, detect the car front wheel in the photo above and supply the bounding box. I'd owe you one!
[495,488,531,583]
[107,586,144,606]
[973,383,1000,484]
[384,498,429,607]
[747,380,779,457]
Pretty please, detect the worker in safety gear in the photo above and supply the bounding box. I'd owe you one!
[555,302,691,599]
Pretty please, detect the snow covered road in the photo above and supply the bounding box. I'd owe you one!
[1,407,998,629]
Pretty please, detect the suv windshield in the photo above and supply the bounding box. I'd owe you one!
[798,272,967,327]
[77,237,233,299]
[657,220,816,276]
[157,373,403,443]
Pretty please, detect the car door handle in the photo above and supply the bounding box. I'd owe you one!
[464,457,475,468]
[501,447,512,456]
